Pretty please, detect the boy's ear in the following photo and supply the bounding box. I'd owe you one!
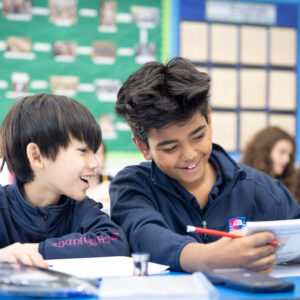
[132,136,152,160]
[26,142,44,168]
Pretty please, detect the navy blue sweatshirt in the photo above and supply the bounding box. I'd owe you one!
[110,143,300,271]
[0,178,130,259]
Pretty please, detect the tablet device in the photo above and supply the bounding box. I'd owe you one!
[204,268,294,293]
[0,263,99,297]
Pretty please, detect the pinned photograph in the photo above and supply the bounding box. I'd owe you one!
[131,5,160,29]
[12,72,29,93]
[2,0,32,21]
[135,43,156,64]
[99,114,117,139]
[95,79,121,102]
[49,0,77,26]
[53,41,77,62]
[92,41,115,64]
[99,0,117,33]
[5,36,35,60]
[50,75,78,97]
[6,72,30,99]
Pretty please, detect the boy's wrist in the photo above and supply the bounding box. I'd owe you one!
[179,242,215,273]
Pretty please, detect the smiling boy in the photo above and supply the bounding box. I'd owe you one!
[0,93,129,267]
[110,57,300,274]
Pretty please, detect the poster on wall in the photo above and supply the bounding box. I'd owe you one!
[0,0,163,154]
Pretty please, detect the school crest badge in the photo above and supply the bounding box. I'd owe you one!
[228,216,246,232]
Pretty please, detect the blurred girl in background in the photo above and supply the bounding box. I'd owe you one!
[241,126,299,203]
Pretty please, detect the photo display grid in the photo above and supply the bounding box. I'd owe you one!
[0,0,162,153]
[179,0,298,155]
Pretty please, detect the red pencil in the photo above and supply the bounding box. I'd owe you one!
[186,225,279,246]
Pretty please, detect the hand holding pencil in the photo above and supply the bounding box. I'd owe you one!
[187,225,279,246]
[180,225,278,274]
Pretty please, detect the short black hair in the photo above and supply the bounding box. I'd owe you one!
[115,57,210,147]
[0,93,102,182]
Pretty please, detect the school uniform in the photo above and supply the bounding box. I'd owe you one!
[0,178,130,259]
[110,143,300,272]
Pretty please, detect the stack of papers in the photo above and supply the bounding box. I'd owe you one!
[46,256,169,279]
[243,219,300,278]
[271,263,300,278]
[243,219,300,264]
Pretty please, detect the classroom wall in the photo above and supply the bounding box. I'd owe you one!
[173,0,300,161]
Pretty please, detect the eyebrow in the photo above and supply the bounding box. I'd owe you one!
[156,125,206,147]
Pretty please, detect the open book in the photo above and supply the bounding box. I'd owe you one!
[243,219,300,264]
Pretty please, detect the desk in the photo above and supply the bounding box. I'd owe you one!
[1,275,300,299]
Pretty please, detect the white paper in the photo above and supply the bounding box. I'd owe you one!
[46,256,169,279]
[243,219,300,264]
[271,263,300,278]
[99,272,218,299]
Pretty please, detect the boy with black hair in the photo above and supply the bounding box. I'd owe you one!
[0,93,129,267]
[110,57,300,274]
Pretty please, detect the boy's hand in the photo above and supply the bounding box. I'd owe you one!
[0,242,49,269]
[180,231,277,274]
[212,231,278,274]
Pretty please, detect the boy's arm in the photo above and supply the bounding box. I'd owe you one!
[39,200,130,259]
[112,192,277,273]
[180,232,277,274]
[110,170,202,271]
[110,167,278,273]
[0,242,49,268]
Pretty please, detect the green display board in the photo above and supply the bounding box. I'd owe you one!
[0,0,164,157]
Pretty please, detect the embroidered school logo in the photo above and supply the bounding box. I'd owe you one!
[228,217,246,232]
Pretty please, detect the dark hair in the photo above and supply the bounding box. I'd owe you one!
[0,93,101,182]
[241,126,296,194]
[115,57,210,147]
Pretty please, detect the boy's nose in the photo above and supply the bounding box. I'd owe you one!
[180,145,197,161]
[89,153,99,170]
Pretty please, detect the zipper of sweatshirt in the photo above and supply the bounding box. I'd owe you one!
[42,213,49,238]
[202,219,208,242]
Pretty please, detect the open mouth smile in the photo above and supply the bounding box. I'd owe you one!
[80,176,90,184]
[182,162,200,172]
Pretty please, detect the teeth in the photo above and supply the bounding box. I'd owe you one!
[80,176,89,182]
[187,164,196,169]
